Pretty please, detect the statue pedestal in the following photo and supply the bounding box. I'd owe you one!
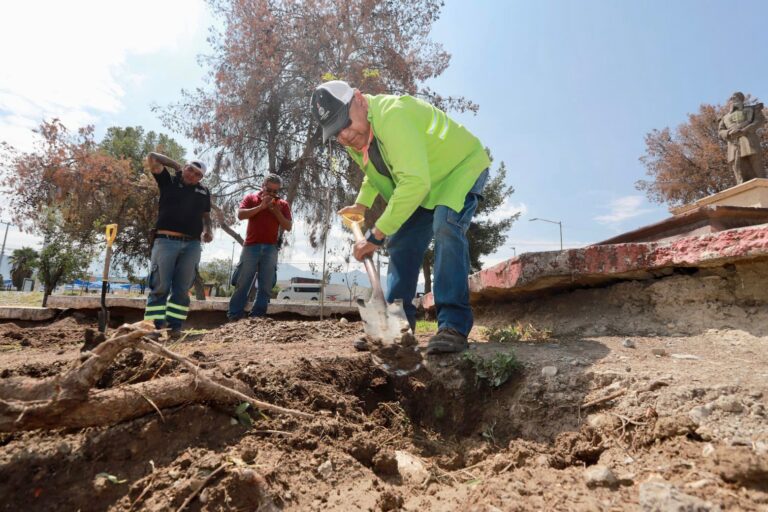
[670,178,768,215]
[598,179,768,245]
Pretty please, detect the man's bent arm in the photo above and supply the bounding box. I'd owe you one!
[269,207,292,231]
[238,202,268,220]
[148,152,181,173]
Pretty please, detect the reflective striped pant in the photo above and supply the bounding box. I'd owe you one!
[143,237,201,330]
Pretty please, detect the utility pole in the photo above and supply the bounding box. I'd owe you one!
[0,221,10,276]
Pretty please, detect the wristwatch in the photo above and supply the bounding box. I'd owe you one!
[365,228,385,246]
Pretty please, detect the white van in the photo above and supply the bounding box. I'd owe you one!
[279,283,322,301]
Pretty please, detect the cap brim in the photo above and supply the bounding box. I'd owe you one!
[321,101,351,143]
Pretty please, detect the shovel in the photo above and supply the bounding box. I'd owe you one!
[340,213,421,375]
[98,224,118,333]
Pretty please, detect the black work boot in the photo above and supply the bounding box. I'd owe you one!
[426,328,468,355]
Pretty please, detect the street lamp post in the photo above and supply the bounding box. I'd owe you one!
[529,217,563,251]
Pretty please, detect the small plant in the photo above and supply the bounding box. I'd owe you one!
[485,325,522,343]
[484,322,551,343]
[464,351,521,388]
[232,402,254,427]
[95,472,127,484]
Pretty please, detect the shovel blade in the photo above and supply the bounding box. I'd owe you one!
[357,297,422,376]
[357,297,411,345]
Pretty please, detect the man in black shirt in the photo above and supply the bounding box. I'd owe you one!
[144,152,213,335]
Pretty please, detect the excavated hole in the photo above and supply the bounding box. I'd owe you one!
[301,353,606,469]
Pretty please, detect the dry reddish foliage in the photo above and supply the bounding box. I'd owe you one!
[160,0,476,240]
[637,100,768,207]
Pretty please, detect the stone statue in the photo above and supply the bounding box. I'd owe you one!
[718,91,766,184]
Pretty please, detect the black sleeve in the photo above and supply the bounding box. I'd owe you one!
[152,168,172,188]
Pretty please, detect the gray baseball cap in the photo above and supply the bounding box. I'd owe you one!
[310,80,355,143]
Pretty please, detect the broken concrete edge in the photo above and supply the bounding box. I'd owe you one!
[422,224,768,310]
[43,295,359,318]
[0,307,57,322]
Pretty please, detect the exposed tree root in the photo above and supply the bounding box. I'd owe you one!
[0,321,312,433]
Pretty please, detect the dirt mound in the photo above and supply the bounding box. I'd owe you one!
[0,317,766,511]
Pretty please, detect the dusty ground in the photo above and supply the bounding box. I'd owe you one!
[0,304,766,511]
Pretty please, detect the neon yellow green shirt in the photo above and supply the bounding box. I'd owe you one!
[347,94,490,236]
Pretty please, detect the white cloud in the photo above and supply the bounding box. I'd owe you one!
[0,0,206,151]
[594,195,653,226]
[477,200,527,223]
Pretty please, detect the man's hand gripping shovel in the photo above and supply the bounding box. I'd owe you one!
[340,213,422,376]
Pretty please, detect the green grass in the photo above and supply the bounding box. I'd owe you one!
[415,319,438,334]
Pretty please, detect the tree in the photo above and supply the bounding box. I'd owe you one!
[37,212,94,307]
[160,0,476,245]
[1,120,188,276]
[422,155,519,293]
[8,247,39,290]
[636,98,768,207]
[199,258,233,295]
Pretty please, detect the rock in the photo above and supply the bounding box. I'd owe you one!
[587,413,620,430]
[639,481,721,512]
[622,338,636,348]
[713,396,743,413]
[541,366,558,377]
[651,348,668,357]
[584,465,618,488]
[747,390,763,399]
[702,443,715,457]
[339,317,349,325]
[688,405,712,425]
[685,479,713,490]
[373,451,399,476]
[317,460,333,479]
[395,450,429,485]
[223,336,234,343]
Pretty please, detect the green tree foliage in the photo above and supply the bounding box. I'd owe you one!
[8,247,39,290]
[636,98,768,206]
[37,212,93,307]
[199,258,234,293]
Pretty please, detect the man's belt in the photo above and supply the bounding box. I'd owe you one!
[155,233,196,241]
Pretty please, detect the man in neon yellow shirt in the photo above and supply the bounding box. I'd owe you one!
[311,81,490,354]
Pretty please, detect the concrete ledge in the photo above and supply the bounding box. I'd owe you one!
[45,296,359,318]
[423,224,768,308]
[0,307,57,322]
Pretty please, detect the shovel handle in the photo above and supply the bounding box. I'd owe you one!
[340,213,385,302]
[105,224,118,247]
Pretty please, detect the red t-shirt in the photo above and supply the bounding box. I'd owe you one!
[241,192,292,245]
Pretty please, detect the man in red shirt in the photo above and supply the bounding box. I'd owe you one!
[227,175,292,319]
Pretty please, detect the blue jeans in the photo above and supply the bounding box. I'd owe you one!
[228,244,278,318]
[386,170,488,336]
[144,238,202,330]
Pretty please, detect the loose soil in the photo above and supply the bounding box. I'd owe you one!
[1,281,767,510]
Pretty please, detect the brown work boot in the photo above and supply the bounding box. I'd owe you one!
[426,328,468,355]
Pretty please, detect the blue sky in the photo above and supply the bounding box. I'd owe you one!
[2,0,767,277]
